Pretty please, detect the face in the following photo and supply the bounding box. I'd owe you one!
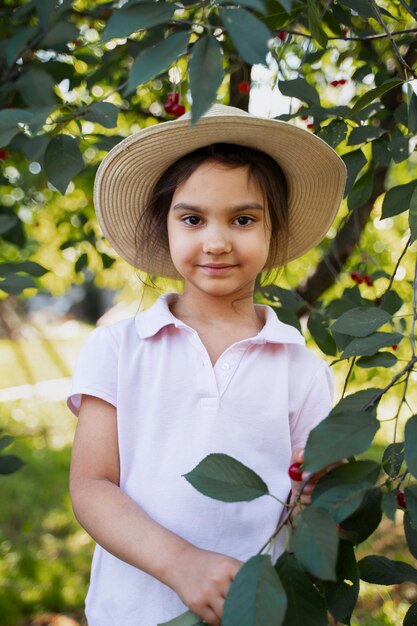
[166,161,272,299]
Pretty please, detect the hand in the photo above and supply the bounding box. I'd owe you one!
[288,449,345,521]
[170,544,243,626]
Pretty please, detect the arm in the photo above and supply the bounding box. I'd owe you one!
[70,394,241,626]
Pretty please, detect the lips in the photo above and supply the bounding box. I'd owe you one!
[201,264,235,268]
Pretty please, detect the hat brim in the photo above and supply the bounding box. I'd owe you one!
[94,107,346,279]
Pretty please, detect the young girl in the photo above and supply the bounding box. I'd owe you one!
[67,104,346,626]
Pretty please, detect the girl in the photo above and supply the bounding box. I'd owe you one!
[67,104,346,626]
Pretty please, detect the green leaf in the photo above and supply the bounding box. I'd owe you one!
[222,555,287,626]
[382,442,404,477]
[219,8,271,65]
[6,26,38,66]
[75,253,88,273]
[0,435,13,452]
[41,21,79,47]
[338,0,394,18]
[0,275,37,295]
[189,35,223,124]
[158,610,205,626]
[313,482,371,523]
[342,149,367,197]
[404,602,417,626]
[380,290,403,315]
[104,3,176,40]
[85,102,119,129]
[307,312,337,356]
[340,488,382,545]
[324,540,359,624]
[0,454,24,475]
[290,507,338,581]
[330,307,391,337]
[347,126,386,146]
[356,352,398,369]
[405,487,417,528]
[101,253,115,269]
[347,166,374,211]
[218,0,268,13]
[0,215,19,235]
[183,453,269,502]
[307,0,328,48]
[278,78,320,106]
[0,261,48,277]
[404,512,417,560]
[303,389,380,472]
[350,79,403,116]
[372,136,391,167]
[275,552,328,626]
[126,32,190,94]
[0,109,34,146]
[389,132,410,163]
[312,461,380,501]
[273,307,302,332]
[407,88,417,133]
[317,120,348,149]
[404,416,417,479]
[44,135,84,194]
[262,285,305,311]
[381,181,417,219]
[341,332,402,359]
[16,69,57,107]
[409,186,417,245]
[359,556,417,585]
[381,491,398,522]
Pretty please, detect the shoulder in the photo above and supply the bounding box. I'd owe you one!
[82,316,138,354]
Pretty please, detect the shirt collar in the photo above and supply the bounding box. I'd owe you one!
[135,292,305,346]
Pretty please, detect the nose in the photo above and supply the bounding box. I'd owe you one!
[202,225,233,255]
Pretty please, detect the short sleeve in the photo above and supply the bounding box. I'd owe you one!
[290,361,334,451]
[66,325,118,417]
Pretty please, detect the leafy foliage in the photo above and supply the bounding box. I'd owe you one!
[1,0,417,624]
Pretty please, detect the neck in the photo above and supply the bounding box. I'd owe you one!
[170,284,262,327]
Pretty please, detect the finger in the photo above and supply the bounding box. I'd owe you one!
[200,606,221,626]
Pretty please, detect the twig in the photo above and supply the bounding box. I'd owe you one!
[410,253,417,357]
[367,0,416,78]
[276,27,417,42]
[377,236,411,308]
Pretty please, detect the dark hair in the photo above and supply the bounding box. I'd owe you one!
[134,143,289,289]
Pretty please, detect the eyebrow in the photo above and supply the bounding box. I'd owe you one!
[172,202,265,213]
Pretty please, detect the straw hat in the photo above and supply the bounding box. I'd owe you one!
[94,104,346,279]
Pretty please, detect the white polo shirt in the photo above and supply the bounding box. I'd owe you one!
[67,292,333,626]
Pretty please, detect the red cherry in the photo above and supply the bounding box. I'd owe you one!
[364,274,373,286]
[164,101,175,114]
[330,80,339,87]
[357,276,364,284]
[306,123,314,129]
[339,79,347,85]
[392,344,398,351]
[238,81,250,93]
[341,28,349,36]
[288,463,303,482]
[0,149,9,160]
[350,272,359,282]
[301,115,309,120]
[277,31,286,41]
[397,492,407,510]
[167,92,180,104]
[171,103,186,117]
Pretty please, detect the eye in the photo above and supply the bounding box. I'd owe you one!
[235,216,255,226]
[182,215,202,226]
